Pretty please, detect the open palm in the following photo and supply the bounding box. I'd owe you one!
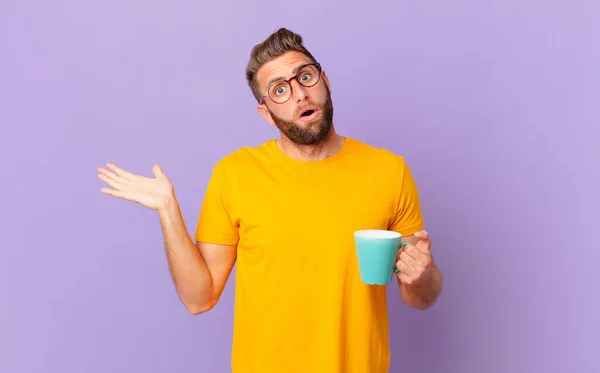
[97,163,174,210]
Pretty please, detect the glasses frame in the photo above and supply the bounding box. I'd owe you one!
[258,62,322,105]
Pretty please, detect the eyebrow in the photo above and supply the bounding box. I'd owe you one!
[264,63,308,91]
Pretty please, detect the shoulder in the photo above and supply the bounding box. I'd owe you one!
[345,137,409,170]
[211,140,276,174]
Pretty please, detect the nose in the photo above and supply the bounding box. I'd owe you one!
[290,79,309,102]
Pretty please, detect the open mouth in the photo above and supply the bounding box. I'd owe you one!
[298,107,319,121]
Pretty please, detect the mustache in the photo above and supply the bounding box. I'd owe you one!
[294,102,324,117]
[296,103,317,112]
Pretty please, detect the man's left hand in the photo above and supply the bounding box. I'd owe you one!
[395,230,433,285]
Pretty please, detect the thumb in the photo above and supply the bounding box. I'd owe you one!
[152,164,164,178]
[413,230,429,241]
[413,230,431,251]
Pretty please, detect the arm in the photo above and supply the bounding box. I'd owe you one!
[158,195,236,315]
[396,232,443,310]
[97,162,237,315]
[385,157,443,310]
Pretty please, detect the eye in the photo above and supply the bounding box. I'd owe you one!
[300,73,311,81]
[271,84,288,96]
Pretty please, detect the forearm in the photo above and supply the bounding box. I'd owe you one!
[399,263,443,310]
[158,195,215,313]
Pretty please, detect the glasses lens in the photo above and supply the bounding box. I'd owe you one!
[266,64,321,103]
[297,65,320,87]
[268,81,291,103]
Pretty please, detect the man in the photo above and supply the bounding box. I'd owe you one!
[97,28,443,373]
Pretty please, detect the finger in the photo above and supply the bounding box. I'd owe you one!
[399,251,418,268]
[397,272,414,285]
[415,238,431,253]
[105,163,136,180]
[413,230,428,241]
[396,245,406,260]
[412,231,432,253]
[98,173,125,190]
[414,230,431,248]
[405,244,430,264]
[402,245,420,261]
[152,164,164,178]
[395,260,411,274]
[101,187,134,201]
[416,239,431,253]
[97,167,128,185]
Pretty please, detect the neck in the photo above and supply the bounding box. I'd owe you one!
[276,129,344,162]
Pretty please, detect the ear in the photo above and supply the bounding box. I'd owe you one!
[257,103,276,127]
[322,70,331,90]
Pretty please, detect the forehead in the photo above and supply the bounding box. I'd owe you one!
[256,51,314,92]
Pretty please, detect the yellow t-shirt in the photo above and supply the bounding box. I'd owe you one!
[194,137,424,373]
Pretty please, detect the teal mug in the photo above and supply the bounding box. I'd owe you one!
[354,229,410,285]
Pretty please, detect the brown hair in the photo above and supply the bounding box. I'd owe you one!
[245,28,318,102]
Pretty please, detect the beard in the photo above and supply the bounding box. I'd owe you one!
[268,85,334,146]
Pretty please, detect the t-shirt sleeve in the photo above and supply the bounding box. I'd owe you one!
[194,160,240,246]
[388,158,424,237]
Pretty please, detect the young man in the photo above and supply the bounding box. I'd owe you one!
[98,28,443,373]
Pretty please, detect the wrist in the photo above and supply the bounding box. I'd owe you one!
[157,192,178,215]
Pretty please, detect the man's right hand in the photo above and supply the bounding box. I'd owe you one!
[98,163,175,211]
[97,161,237,313]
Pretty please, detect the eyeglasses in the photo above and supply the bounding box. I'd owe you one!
[259,63,322,105]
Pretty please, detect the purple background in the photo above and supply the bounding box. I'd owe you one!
[1,1,598,372]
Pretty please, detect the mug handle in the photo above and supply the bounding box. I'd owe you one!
[393,241,412,273]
